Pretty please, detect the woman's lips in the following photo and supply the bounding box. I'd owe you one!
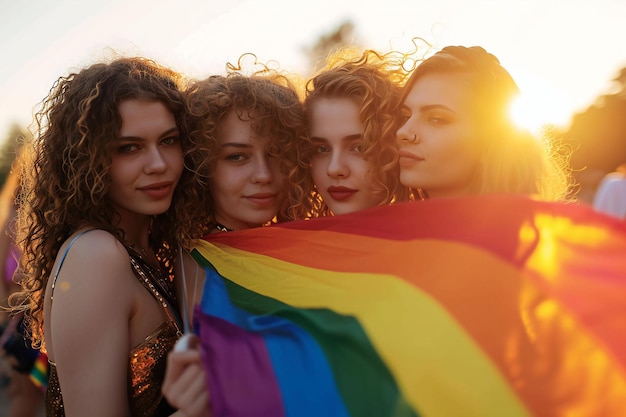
[245,192,278,206]
[327,186,357,201]
[398,150,424,167]
[138,181,174,199]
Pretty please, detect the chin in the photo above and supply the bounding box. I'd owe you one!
[248,214,277,226]
[399,172,422,190]
[145,204,172,216]
[328,206,360,216]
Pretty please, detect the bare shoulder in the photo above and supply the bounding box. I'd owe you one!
[59,229,129,271]
[52,229,135,300]
[47,229,138,415]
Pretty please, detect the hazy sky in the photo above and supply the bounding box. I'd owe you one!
[1,0,625,141]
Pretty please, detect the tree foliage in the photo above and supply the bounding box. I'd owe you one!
[0,123,27,188]
[302,20,358,75]
[559,67,626,200]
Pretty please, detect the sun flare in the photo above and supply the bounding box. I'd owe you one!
[509,76,573,134]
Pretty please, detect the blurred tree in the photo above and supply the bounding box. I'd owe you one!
[0,123,27,188]
[302,20,358,76]
[560,67,626,202]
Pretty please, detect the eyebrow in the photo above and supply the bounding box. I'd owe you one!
[118,126,179,141]
[309,133,362,142]
[220,142,254,148]
[419,104,456,113]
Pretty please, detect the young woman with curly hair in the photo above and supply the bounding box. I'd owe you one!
[181,57,310,232]
[11,56,209,417]
[303,47,414,217]
[397,45,570,200]
[162,56,309,411]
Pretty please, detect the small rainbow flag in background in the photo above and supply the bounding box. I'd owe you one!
[29,351,49,392]
[190,195,626,417]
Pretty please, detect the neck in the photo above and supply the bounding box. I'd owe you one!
[114,214,153,249]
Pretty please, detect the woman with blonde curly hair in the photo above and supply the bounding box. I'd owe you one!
[11,56,209,416]
[397,45,570,200]
[303,47,413,217]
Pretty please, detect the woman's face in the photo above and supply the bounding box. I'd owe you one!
[211,111,285,231]
[309,97,384,215]
[108,99,183,223]
[396,72,483,198]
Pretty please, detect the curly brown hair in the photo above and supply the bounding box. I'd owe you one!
[185,55,311,226]
[12,56,206,347]
[303,48,412,216]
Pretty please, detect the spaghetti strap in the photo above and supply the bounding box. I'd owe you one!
[50,229,96,303]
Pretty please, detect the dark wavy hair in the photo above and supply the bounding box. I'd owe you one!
[401,45,571,200]
[13,56,205,347]
[185,55,310,227]
[303,48,412,216]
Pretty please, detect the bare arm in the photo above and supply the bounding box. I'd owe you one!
[0,203,16,323]
[48,231,135,416]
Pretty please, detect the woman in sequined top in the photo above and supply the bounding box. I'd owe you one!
[10,57,210,417]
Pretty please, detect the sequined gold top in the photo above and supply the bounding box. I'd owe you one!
[46,237,182,417]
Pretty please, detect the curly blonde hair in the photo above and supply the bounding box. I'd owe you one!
[13,56,206,347]
[185,55,311,226]
[303,48,412,216]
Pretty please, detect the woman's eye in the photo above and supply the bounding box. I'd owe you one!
[118,144,138,153]
[226,153,247,162]
[314,145,330,153]
[351,144,363,153]
[161,136,180,145]
[428,115,449,125]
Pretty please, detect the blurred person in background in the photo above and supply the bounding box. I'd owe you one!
[0,167,47,417]
[592,163,626,219]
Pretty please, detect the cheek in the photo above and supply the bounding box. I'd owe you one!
[108,160,130,187]
[310,158,327,184]
[171,152,185,177]
[431,125,480,161]
[274,170,287,187]
[438,133,483,180]
[351,157,370,179]
[210,178,234,214]
[211,164,237,194]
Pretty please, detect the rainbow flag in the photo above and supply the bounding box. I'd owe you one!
[29,351,49,392]
[190,195,626,417]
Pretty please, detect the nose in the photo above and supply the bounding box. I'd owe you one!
[251,156,273,184]
[396,119,419,145]
[144,146,168,174]
[327,151,348,178]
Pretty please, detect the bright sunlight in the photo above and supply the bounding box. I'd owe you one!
[509,75,573,134]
